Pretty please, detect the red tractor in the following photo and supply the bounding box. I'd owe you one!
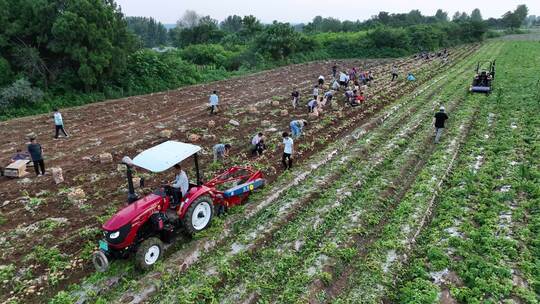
[92,141,264,271]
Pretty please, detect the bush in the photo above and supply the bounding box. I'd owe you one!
[254,22,317,60]
[0,78,44,108]
[121,49,201,94]
[180,44,234,68]
[0,57,12,86]
[367,27,411,50]
[398,278,439,303]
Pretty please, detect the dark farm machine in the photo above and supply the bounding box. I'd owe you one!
[470,60,496,94]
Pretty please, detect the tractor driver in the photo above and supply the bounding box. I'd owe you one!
[171,164,189,207]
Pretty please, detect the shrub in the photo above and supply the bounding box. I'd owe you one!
[180,44,233,68]
[254,22,317,60]
[0,56,12,86]
[367,27,411,50]
[0,78,44,108]
[121,49,201,94]
[398,278,439,303]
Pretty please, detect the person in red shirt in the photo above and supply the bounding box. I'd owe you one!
[355,91,366,104]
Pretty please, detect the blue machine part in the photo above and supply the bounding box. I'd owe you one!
[223,178,265,198]
[471,86,491,92]
[99,240,109,252]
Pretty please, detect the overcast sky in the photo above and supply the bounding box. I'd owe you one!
[115,0,539,24]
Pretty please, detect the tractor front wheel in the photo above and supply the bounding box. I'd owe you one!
[92,251,109,272]
[135,237,164,270]
[184,195,214,235]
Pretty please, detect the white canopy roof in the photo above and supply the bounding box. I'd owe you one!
[132,141,201,173]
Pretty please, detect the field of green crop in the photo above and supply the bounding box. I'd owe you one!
[42,39,539,304]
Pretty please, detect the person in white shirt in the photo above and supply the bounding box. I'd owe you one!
[318,75,325,86]
[339,71,349,89]
[171,164,189,206]
[312,85,319,99]
[332,80,340,90]
[282,132,294,170]
[307,98,317,113]
[209,90,219,115]
[53,109,69,139]
[251,132,266,156]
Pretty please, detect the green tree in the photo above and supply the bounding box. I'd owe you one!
[238,15,263,41]
[471,9,483,22]
[1,0,136,91]
[49,0,136,91]
[367,27,411,50]
[0,56,11,86]
[170,16,224,47]
[220,15,243,33]
[180,44,232,67]
[126,16,168,48]
[407,10,424,24]
[254,22,316,60]
[514,4,529,23]
[502,11,521,29]
[435,9,448,22]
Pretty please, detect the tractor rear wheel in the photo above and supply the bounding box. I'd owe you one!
[135,237,164,270]
[184,195,214,235]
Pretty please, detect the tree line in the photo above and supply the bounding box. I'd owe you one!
[0,1,532,119]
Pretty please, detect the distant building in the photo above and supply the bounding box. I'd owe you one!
[151,46,177,53]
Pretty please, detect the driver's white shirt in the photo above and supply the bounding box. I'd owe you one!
[172,170,189,196]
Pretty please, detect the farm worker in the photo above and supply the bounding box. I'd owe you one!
[332,64,337,78]
[251,132,266,156]
[307,98,318,113]
[331,79,340,91]
[434,106,449,144]
[27,137,45,176]
[213,143,231,162]
[345,88,354,104]
[367,70,374,83]
[318,75,325,86]
[349,68,357,81]
[282,132,294,170]
[407,73,416,81]
[53,109,69,139]
[10,149,29,162]
[291,89,300,109]
[171,164,189,206]
[339,71,349,88]
[355,91,366,104]
[359,71,367,85]
[290,119,307,139]
[324,90,334,103]
[391,65,398,81]
[209,90,219,115]
[312,85,319,99]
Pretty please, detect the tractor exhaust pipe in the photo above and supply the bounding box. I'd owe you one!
[122,156,138,204]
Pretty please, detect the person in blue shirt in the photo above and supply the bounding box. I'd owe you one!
[213,143,231,162]
[209,91,219,115]
[289,119,307,139]
[407,73,416,81]
[53,109,69,139]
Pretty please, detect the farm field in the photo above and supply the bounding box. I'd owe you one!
[0,38,539,304]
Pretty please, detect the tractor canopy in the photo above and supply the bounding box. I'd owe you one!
[132,141,202,173]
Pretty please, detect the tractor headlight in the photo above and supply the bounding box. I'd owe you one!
[109,231,120,239]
